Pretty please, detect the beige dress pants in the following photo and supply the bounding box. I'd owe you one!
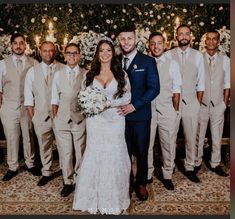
[196,101,226,168]
[54,119,86,185]
[0,103,35,171]
[180,99,201,171]
[32,117,56,176]
[148,104,178,180]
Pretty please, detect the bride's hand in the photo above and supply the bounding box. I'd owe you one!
[118,104,135,116]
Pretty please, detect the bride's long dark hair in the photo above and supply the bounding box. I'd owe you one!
[85,39,126,98]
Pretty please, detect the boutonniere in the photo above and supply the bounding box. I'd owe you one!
[133,64,138,69]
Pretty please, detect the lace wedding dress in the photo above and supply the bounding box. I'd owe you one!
[73,76,131,215]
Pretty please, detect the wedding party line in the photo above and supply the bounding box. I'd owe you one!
[0,21,230,215]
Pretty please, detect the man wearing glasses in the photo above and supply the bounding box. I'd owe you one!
[51,43,86,197]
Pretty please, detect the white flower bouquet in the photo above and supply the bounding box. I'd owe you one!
[78,86,108,118]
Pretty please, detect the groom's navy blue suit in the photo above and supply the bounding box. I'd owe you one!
[124,51,160,186]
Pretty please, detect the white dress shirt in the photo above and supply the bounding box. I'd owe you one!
[0,54,27,92]
[24,61,57,106]
[205,52,230,89]
[165,47,205,92]
[155,54,182,93]
[122,49,138,70]
[51,65,80,105]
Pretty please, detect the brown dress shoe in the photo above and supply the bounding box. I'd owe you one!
[135,185,148,201]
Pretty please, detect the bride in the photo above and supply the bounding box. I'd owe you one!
[72,38,131,215]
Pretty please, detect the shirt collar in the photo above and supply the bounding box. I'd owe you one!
[206,52,218,60]
[124,49,137,62]
[12,54,26,62]
[155,53,166,63]
[177,46,190,55]
[41,61,56,70]
[66,65,79,75]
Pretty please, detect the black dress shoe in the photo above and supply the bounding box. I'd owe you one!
[37,176,52,186]
[185,171,200,183]
[194,165,201,174]
[60,185,75,197]
[211,165,228,177]
[2,170,18,181]
[162,179,174,190]
[135,185,148,201]
[147,178,153,184]
[28,166,42,176]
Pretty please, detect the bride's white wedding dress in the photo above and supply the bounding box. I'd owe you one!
[73,76,131,215]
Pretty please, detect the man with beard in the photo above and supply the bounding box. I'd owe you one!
[165,24,205,183]
[118,25,160,201]
[24,41,64,186]
[195,30,230,177]
[0,33,39,181]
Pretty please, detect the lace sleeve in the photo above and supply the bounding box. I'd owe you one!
[109,74,131,108]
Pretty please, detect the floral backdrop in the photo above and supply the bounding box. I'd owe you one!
[0,3,230,66]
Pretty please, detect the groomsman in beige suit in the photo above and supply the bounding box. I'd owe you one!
[165,24,205,183]
[195,30,230,177]
[51,43,86,197]
[147,32,182,190]
[24,41,65,186]
[0,33,40,181]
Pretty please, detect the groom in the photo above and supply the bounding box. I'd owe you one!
[118,25,160,201]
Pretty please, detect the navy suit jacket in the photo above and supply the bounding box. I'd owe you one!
[125,52,160,121]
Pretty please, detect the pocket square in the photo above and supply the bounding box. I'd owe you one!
[134,69,144,72]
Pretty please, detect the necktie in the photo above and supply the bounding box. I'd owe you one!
[69,69,76,86]
[46,66,53,85]
[181,51,186,66]
[123,57,129,71]
[16,58,23,75]
[209,57,214,71]
[156,59,161,71]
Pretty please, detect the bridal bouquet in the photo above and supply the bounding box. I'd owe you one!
[78,86,108,118]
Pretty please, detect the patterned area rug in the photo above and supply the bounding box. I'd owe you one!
[0,159,230,215]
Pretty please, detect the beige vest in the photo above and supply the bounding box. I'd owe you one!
[56,66,85,124]
[32,62,64,121]
[155,59,174,113]
[171,48,197,104]
[2,56,36,109]
[202,53,225,106]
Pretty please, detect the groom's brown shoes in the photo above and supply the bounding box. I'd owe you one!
[135,185,148,201]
